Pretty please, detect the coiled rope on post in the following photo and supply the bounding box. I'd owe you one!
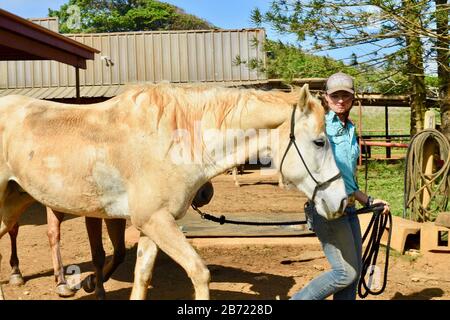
[403,129,450,222]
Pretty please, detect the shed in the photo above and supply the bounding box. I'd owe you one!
[0,10,99,98]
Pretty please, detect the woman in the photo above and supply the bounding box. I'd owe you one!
[291,72,390,300]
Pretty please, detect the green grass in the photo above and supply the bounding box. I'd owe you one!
[356,160,405,217]
[349,106,411,136]
[350,106,411,157]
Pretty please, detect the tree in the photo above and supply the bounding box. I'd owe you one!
[435,0,450,140]
[48,0,214,33]
[252,0,449,137]
[245,39,409,94]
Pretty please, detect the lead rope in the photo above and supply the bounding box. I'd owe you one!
[193,201,392,298]
[357,203,392,299]
[191,203,307,226]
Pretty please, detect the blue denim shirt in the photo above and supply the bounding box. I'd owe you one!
[325,111,360,195]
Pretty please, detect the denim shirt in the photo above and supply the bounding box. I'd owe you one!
[325,110,360,195]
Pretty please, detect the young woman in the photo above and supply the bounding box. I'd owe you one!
[291,72,390,300]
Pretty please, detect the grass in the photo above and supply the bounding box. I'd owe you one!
[350,106,411,158]
[350,106,411,136]
[356,160,406,217]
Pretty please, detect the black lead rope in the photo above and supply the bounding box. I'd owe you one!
[357,203,392,299]
[192,202,392,298]
[191,203,307,226]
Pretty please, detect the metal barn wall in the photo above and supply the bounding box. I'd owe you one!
[0,21,267,98]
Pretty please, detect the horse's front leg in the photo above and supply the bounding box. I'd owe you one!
[8,223,24,285]
[46,208,74,297]
[130,234,158,300]
[132,208,210,300]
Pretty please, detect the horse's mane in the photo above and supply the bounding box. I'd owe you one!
[119,83,300,134]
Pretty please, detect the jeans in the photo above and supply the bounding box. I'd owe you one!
[290,205,362,300]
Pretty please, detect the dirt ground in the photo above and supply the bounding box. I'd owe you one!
[0,170,449,300]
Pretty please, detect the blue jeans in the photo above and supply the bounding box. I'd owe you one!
[291,205,362,300]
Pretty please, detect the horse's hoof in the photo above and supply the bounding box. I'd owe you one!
[56,284,75,298]
[9,273,25,286]
[82,274,96,293]
[96,290,106,300]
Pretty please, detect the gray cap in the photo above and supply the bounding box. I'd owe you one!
[326,72,354,94]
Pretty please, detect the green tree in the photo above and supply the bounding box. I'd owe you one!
[248,39,408,94]
[252,0,449,136]
[435,0,450,140]
[48,0,214,33]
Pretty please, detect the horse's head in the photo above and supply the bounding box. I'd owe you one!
[277,84,347,220]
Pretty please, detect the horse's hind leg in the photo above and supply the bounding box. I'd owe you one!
[134,209,210,300]
[8,223,24,285]
[0,182,35,298]
[46,208,74,297]
[82,218,126,299]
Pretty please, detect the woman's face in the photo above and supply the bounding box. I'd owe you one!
[325,90,354,115]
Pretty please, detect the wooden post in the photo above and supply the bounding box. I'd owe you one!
[385,105,391,159]
[75,67,80,101]
[421,110,436,220]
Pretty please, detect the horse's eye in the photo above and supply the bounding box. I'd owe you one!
[313,139,325,147]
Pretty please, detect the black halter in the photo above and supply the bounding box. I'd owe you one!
[279,105,342,202]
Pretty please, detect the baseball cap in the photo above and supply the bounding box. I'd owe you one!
[326,72,354,94]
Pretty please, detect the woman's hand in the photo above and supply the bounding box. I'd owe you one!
[373,199,390,214]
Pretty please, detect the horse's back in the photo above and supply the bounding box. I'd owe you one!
[0,95,133,218]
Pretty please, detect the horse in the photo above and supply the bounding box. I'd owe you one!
[7,207,126,299]
[0,83,347,300]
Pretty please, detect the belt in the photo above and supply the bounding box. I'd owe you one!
[347,194,356,207]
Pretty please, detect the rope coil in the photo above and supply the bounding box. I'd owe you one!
[404,129,450,222]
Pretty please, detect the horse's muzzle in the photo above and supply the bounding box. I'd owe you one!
[323,196,347,220]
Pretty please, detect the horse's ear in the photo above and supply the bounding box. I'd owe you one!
[298,84,312,110]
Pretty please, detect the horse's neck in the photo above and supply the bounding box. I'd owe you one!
[225,95,292,131]
[202,97,291,179]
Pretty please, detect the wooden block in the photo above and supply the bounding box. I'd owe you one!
[420,222,450,252]
[435,212,450,228]
[359,215,421,254]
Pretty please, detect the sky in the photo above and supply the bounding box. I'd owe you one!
[0,0,356,62]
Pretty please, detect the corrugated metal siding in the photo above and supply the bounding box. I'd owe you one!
[0,28,267,99]
[29,17,59,32]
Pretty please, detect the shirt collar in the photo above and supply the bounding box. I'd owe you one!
[326,110,353,129]
[325,110,340,124]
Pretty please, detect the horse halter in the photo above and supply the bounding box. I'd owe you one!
[279,105,342,202]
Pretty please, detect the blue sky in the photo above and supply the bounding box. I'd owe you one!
[0,0,356,62]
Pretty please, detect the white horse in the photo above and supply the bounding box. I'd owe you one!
[0,83,347,299]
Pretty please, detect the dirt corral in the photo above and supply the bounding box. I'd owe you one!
[0,170,449,300]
